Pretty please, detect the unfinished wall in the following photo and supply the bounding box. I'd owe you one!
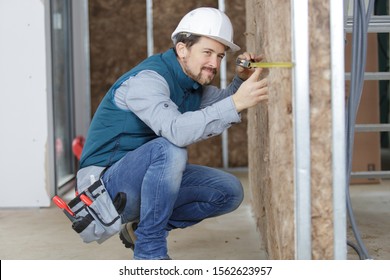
[247,0,334,259]
[89,0,147,115]
[88,0,248,167]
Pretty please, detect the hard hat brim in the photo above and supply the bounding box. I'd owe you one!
[171,32,241,52]
[206,35,241,52]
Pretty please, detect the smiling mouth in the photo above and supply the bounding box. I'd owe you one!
[202,67,217,75]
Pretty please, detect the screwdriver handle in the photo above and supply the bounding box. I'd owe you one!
[80,194,93,206]
[53,196,75,216]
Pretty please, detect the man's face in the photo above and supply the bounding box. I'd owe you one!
[179,37,226,85]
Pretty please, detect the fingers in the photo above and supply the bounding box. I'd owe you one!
[236,52,265,81]
[238,52,263,62]
[248,68,263,81]
[250,77,268,101]
[251,84,269,103]
[252,79,268,96]
[243,52,254,61]
[232,76,268,112]
[237,52,264,63]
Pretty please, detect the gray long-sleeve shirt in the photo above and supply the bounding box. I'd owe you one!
[77,69,243,189]
[114,70,242,147]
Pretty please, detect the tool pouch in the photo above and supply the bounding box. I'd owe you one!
[67,179,126,244]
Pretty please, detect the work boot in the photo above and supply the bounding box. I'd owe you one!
[119,221,138,250]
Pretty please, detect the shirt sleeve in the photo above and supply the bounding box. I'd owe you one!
[119,70,241,147]
[200,75,244,108]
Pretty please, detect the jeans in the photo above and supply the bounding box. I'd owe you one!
[101,137,244,260]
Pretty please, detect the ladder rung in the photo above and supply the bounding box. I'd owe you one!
[345,72,390,80]
[351,171,390,179]
[346,15,390,33]
[355,124,390,132]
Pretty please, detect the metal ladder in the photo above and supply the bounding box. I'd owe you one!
[345,13,390,179]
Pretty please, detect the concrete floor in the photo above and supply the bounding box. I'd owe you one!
[0,171,389,260]
[347,180,390,260]
[0,171,267,260]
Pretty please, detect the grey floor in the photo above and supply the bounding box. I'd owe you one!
[347,180,390,260]
[0,171,389,260]
[0,171,267,260]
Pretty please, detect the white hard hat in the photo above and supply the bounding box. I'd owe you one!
[171,7,240,52]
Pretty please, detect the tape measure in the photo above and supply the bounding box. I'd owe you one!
[236,58,294,69]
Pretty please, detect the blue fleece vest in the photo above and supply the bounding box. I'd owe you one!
[80,48,202,168]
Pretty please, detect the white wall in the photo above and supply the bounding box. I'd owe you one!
[0,0,53,207]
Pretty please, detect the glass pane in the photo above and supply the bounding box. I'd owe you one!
[51,0,75,188]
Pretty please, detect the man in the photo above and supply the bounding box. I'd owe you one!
[77,7,268,260]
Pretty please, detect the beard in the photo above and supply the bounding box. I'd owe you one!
[183,60,217,85]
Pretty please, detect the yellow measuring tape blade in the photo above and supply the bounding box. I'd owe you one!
[248,61,294,68]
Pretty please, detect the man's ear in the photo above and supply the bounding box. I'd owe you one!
[175,42,188,59]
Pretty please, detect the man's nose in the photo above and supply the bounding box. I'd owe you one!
[208,55,219,68]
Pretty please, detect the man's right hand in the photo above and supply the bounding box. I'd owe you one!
[232,68,268,113]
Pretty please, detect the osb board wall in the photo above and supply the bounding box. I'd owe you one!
[88,0,248,167]
[246,0,334,259]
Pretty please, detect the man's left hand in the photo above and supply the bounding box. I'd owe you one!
[235,52,263,81]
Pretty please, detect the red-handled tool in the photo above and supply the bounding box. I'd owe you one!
[53,196,75,216]
[80,194,93,206]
